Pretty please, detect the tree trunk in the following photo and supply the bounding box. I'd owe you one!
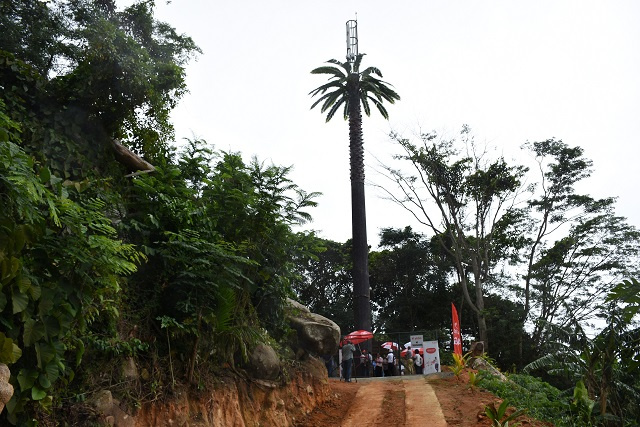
[473,273,489,350]
[348,78,371,349]
[454,242,489,351]
[187,311,202,384]
[111,139,155,174]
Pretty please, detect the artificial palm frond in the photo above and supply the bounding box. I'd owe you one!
[325,97,346,122]
[309,53,400,123]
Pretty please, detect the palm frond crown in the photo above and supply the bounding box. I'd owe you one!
[309,53,400,123]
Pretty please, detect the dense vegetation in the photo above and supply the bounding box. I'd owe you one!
[1,1,638,426]
[0,1,322,424]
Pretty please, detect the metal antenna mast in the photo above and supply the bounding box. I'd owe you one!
[346,18,358,63]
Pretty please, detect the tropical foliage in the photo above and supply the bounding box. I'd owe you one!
[380,126,530,349]
[1,107,143,423]
[1,1,323,424]
[523,304,640,425]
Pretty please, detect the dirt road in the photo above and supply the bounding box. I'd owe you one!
[341,376,446,427]
[295,371,550,427]
[296,375,448,427]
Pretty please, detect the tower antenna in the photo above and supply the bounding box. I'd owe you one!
[346,17,358,63]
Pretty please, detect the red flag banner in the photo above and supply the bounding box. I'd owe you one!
[451,303,463,356]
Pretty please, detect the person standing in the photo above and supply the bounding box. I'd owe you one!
[375,353,384,377]
[341,340,356,382]
[414,349,423,375]
[386,349,395,376]
[364,349,373,376]
[404,347,415,375]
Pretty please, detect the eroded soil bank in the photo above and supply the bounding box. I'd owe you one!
[125,357,330,427]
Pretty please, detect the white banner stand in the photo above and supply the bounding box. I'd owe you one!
[422,340,441,374]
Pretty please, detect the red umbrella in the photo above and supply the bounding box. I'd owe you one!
[341,330,373,345]
[381,341,400,350]
[401,347,424,357]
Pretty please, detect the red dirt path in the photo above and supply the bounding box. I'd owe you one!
[294,369,552,427]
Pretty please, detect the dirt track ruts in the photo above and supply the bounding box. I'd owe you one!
[340,376,446,427]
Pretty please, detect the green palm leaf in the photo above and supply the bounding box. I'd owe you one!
[360,92,371,116]
[325,97,346,122]
[321,91,345,113]
[310,66,346,79]
[310,53,400,122]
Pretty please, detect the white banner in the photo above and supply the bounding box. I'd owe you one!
[410,334,424,347]
[422,340,441,374]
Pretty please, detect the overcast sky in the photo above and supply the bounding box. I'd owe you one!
[134,0,640,247]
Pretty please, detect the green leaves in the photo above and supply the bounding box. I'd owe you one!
[23,319,45,347]
[570,381,595,425]
[607,278,640,321]
[484,399,528,427]
[17,369,38,391]
[1,120,144,422]
[12,289,29,314]
[0,333,22,364]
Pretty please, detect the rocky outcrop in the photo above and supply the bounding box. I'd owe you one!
[91,389,136,427]
[248,343,280,380]
[285,299,340,357]
[469,357,508,382]
[470,341,485,357]
[0,363,13,414]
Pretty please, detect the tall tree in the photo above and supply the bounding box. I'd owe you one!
[380,128,640,358]
[380,127,529,349]
[522,139,640,353]
[309,53,400,337]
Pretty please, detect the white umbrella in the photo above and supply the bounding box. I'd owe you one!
[381,341,400,350]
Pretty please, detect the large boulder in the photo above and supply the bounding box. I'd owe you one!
[248,343,281,380]
[0,364,13,414]
[285,299,340,356]
[469,356,508,382]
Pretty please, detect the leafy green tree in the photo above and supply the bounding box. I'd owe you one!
[1,0,200,178]
[291,239,354,334]
[309,53,400,338]
[122,140,321,383]
[0,0,70,76]
[381,127,529,349]
[203,152,321,338]
[523,140,640,353]
[1,104,143,424]
[608,278,640,324]
[380,129,639,363]
[369,227,451,333]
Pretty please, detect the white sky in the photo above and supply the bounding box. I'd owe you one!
[137,0,640,248]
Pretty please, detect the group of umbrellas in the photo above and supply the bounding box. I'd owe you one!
[341,330,424,356]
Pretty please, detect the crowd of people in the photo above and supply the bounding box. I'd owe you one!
[335,340,425,382]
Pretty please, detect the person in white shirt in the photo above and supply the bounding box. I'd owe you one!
[414,349,424,375]
[386,349,396,376]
